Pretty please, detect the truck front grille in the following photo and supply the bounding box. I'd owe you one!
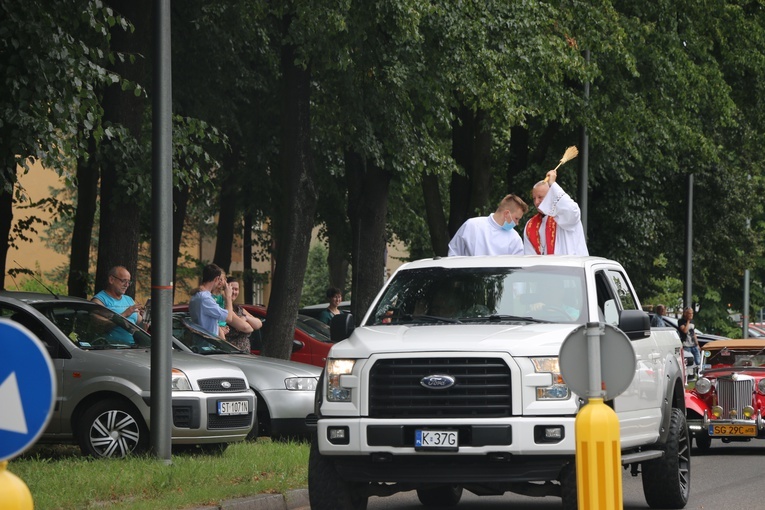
[716,377,754,418]
[369,357,511,418]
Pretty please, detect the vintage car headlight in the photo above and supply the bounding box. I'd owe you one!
[531,357,570,400]
[743,406,755,418]
[695,377,712,395]
[326,359,356,402]
[758,379,765,394]
[171,368,192,391]
[285,377,318,391]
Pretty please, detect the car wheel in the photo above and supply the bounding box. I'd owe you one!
[641,408,691,509]
[309,435,368,510]
[255,393,270,438]
[416,485,462,507]
[695,433,712,452]
[77,399,149,458]
[559,462,577,510]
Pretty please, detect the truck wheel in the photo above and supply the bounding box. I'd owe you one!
[695,433,711,452]
[77,399,149,458]
[559,462,577,510]
[416,485,462,507]
[309,435,368,510]
[641,408,691,509]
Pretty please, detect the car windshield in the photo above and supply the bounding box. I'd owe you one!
[38,302,152,350]
[172,315,246,355]
[366,265,587,326]
[296,314,331,342]
[704,346,765,369]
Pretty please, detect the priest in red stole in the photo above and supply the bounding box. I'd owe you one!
[523,168,588,256]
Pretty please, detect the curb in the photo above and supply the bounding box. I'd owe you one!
[187,488,309,510]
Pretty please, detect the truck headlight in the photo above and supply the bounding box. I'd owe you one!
[531,357,570,400]
[327,359,356,402]
[285,377,318,391]
[171,368,192,391]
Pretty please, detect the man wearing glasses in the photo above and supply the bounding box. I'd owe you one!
[92,265,145,326]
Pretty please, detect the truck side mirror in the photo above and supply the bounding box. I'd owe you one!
[330,313,355,342]
[619,309,651,340]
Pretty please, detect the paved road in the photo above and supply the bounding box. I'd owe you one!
[360,442,765,509]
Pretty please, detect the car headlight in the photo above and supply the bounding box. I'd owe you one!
[171,368,192,391]
[758,379,765,395]
[285,377,318,391]
[695,377,712,394]
[326,359,356,402]
[531,357,570,400]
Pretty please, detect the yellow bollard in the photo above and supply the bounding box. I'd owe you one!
[575,397,622,510]
[0,461,33,510]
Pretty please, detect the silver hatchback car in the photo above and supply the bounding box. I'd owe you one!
[172,314,320,440]
[0,292,256,458]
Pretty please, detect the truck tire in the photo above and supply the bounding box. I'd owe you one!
[77,399,149,458]
[641,408,691,509]
[308,435,368,510]
[694,433,711,452]
[416,485,462,507]
[559,462,577,510]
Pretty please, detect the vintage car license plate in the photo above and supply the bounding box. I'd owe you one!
[414,429,458,450]
[708,424,757,436]
[217,400,249,416]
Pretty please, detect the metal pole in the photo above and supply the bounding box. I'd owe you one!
[743,269,750,338]
[683,174,694,309]
[578,49,590,237]
[150,0,173,463]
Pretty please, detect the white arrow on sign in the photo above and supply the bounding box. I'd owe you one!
[0,372,29,434]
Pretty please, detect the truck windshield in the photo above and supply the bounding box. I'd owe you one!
[367,266,587,326]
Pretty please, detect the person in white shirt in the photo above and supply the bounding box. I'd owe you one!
[448,194,529,256]
[523,168,588,256]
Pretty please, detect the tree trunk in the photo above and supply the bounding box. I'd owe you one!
[68,133,99,297]
[243,211,253,304]
[467,109,492,213]
[261,38,317,360]
[421,171,449,256]
[172,183,190,299]
[95,0,150,296]
[213,164,237,273]
[346,151,390,322]
[0,161,13,290]
[448,105,473,236]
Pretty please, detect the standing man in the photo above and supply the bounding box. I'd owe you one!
[92,265,144,326]
[189,264,252,338]
[651,304,668,327]
[448,194,529,256]
[678,307,701,367]
[524,168,588,256]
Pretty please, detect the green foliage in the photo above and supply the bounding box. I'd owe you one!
[301,243,332,307]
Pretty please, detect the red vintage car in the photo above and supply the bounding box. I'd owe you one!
[173,304,333,368]
[685,339,765,451]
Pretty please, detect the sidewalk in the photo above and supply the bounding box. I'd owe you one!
[187,488,309,510]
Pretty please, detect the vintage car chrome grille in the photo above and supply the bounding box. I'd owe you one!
[716,377,754,417]
[198,378,247,393]
[369,357,511,418]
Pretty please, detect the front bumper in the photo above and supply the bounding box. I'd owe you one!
[687,409,765,438]
[316,417,576,457]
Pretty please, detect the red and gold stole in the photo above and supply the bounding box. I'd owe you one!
[525,213,557,254]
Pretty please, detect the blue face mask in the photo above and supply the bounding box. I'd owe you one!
[502,220,516,231]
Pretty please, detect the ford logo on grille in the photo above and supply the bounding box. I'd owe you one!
[420,374,456,390]
[221,381,231,389]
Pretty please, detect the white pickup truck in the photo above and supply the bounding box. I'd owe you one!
[308,255,689,510]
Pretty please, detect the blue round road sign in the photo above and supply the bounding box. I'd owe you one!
[0,319,56,461]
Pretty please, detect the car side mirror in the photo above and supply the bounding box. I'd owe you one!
[330,313,354,342]
[619,310,651,340]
